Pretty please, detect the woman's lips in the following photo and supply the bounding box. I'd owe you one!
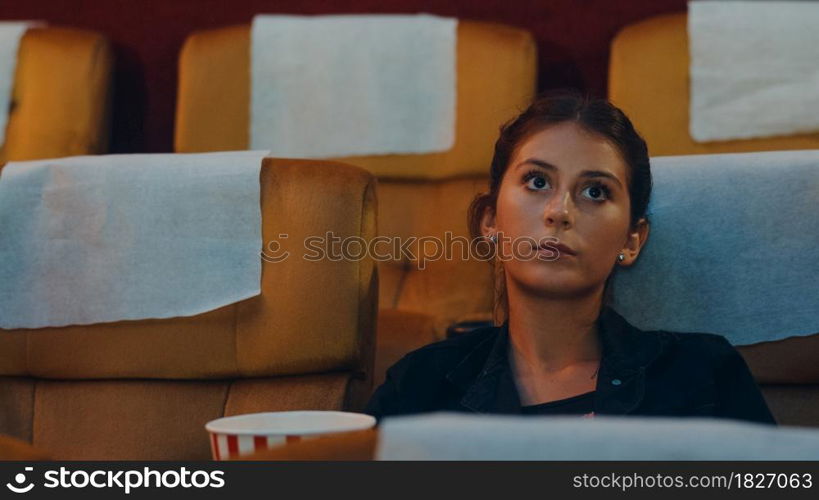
[550,243,577,256]
[533,241,577,259]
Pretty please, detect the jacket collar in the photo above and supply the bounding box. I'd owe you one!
[445,306,668,415]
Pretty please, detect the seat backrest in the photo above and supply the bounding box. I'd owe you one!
[0,27,113,162]
[608,12,819,156]
[0,158,378,459]
[175,20,536,336]
[175,20,536,180]
[610,25,819,424]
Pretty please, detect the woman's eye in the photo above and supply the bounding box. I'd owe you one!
[524,172,549,191]
[581,184,610,202]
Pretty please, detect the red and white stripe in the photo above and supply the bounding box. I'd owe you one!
[210,433,316,460]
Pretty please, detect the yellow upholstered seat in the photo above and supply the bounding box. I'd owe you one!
[0,158,378,459]
[610,14,819,427]
[0,27,113,162]
[175,20,537,390]
[608,12,819,156]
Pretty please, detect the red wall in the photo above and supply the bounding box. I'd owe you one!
[1,0,686,153]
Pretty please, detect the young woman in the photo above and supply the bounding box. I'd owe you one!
[365,92,776,424]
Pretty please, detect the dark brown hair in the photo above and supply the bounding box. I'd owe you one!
[468,90,652,320]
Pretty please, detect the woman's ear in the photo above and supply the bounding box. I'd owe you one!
[618,218,649,267]
[480,205,497,238]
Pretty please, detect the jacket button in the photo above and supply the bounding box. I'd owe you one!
[611,379,622,386]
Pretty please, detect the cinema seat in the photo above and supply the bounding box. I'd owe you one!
[609,15,819,428]
[0,27,113,162]
[608,12,819,156]
[0,158,377,460]
[175,20,536,390]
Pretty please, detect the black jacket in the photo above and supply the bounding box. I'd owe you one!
[366,307,777,425]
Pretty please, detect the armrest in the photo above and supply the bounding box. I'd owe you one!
[446,316,494,339]
[0,435,51,460]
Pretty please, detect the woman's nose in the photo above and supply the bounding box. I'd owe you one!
[544,191,574,229]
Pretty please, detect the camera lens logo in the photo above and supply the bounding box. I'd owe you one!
[6,467,35,494]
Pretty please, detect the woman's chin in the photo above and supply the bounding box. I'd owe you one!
[509,268,601,299]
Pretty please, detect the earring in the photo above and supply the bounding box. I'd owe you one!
[488,234,498,244]
[617,253,625,263]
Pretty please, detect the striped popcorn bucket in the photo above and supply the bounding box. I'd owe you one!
[205,411,376,460]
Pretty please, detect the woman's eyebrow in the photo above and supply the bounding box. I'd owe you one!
[515,158,623,189]
[581,170,623,189]
[516,158,557,172]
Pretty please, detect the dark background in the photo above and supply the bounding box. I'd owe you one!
[0,0,687,154]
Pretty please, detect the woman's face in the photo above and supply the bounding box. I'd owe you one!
[482,121,648,299]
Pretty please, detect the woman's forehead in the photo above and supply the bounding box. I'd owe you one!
[512,122,629,182]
